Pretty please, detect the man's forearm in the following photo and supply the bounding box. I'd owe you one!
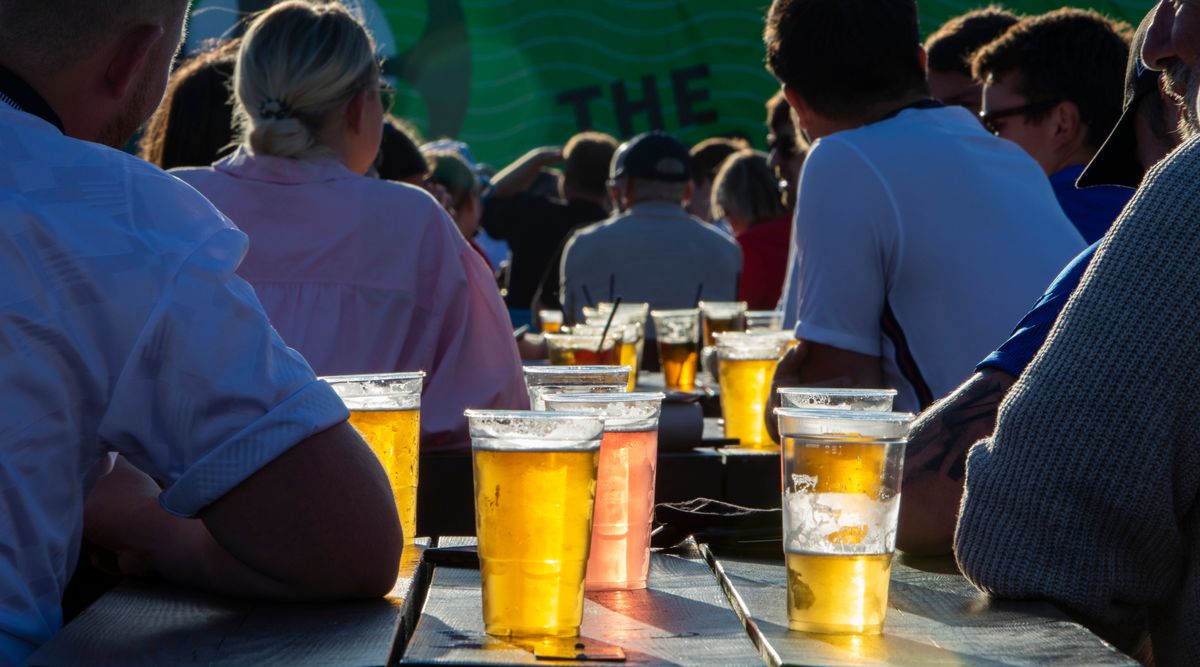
[897,369,1014,554]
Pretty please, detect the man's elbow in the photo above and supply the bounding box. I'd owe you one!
[301,518,403,599]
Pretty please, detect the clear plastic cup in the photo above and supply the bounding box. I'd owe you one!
[716,332,787,449]
[775,407,914,635]
[544,332,621,366]
[651,309,700,392]
[466,411,603,639]
[538,309,564,334]
[699,301,748,347]
[777,387,898,411]
[745,310,785,331]
[523,365,631,410]
[326,372,425,544]
[543,392,665,591]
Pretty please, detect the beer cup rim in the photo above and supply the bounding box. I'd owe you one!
[465,410,604,450]
[775,406,914,440]
[777,387,899,398]
[523,365,632,385]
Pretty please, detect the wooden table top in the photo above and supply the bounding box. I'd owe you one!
[705,547,1136,666]
[30,536,1138,666]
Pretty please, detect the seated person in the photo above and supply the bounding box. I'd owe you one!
[138,37,240,170]
[709,150,791,310]
[898,8,1180,556]
[428,150,491,268]
[559,131,742,324]
[482,133,616,315]
[924,7,1018,115]
[375,115,432,186]
[765,0,1083,415]
[688,136,749,224]
[973,8,1135,243]
[0,0,400,663]
[173,2,526,455]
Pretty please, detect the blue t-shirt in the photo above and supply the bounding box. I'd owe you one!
[976,241,1100,376]
[1051,165,1133,244]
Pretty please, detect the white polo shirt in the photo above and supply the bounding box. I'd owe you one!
[0,103,348,665]
[781,105,1085,411]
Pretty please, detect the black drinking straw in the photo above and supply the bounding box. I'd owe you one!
[596,297,622,354]
[693,283,704,307]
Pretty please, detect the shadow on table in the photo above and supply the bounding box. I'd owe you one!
[589,587,738,638]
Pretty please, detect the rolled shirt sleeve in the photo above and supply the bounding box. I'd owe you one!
[96,228,349,517]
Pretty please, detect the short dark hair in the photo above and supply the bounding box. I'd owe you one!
[766,90,792,132]
[138,39,239,170]
[764,0,928,119]
[972,8,1131,150]
[690,137,750,186]
[376,115,431,183]
[563,132,618,199]
[925,7,1020,76]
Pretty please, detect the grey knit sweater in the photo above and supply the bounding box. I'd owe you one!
[956,134,1200,666]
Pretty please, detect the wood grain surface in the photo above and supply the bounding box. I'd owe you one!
[704,547,1137,666]
[400,539,761,666]
[28,540,430,667]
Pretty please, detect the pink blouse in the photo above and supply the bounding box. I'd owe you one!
[173,148,528,454]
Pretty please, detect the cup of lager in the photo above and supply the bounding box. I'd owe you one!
[538,309,564,334]
[523,365,631,410]
[545,332,620,366]
[778,387,897,411]
[775,407,913,634]
[650,309,700,392]
[543,392,665,591]
[699,301,747,347]
[715,332,787,449]
[466,411,603,638]
[325,372,424,545]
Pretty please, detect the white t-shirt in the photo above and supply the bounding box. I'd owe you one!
[0,104,348,665]
[782,105,1085,412]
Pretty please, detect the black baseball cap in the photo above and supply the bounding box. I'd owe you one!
[609,131,692,183]
[1077,11,1159,189]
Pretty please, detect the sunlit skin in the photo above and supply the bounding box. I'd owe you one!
[927,69,983,115]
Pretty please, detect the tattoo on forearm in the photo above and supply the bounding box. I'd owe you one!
[905,371,1014,482]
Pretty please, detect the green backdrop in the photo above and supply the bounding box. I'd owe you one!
[186,0,1152,167]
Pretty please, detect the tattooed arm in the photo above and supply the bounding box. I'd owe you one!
[896,368,1015,555]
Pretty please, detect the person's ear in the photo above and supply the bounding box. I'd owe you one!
[683,179,694,204]
[782,85,816,136]
[104,25,165,99]
[345,89,368,133]
[1051,100,1083,148]
[917,46,928,73]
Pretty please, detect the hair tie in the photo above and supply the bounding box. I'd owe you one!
[259,98,291,120]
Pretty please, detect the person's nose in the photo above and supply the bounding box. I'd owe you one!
[1143,1,1176,71]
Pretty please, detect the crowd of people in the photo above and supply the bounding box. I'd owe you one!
[1,0,1197,664]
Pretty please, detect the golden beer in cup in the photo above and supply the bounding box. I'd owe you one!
[326,372,425,545]
[650,309,700,392]
[715,332,786,449]
[775,407,912,635]
[699,301,747,347]
[466,411,603,639]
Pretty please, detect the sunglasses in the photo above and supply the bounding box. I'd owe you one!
[978,99,1060,135]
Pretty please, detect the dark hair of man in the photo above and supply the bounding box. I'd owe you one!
[972,8,1131,150]
[138,40,239,170]
[925,7,1020,76]
[766,90,792,132]
[376,115,431,182]
[690,137,750,186]
[764,0,928,119]
[562,132,618,200]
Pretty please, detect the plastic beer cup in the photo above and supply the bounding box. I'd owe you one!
[778,387,898,411]
[699,301,748,347]
[745,310,785,331]
[326,372,424,544]
[543,392,666,591]
[715,332,787,449]
[775,407,913,634]
[523,365,631,410]
[466,411,603,639]
[651,309,700,392]
[539,310,564,334]
[545,332,620,366]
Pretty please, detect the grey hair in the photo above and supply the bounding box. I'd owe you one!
[711,150,787,224]
[233,0,377,160]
